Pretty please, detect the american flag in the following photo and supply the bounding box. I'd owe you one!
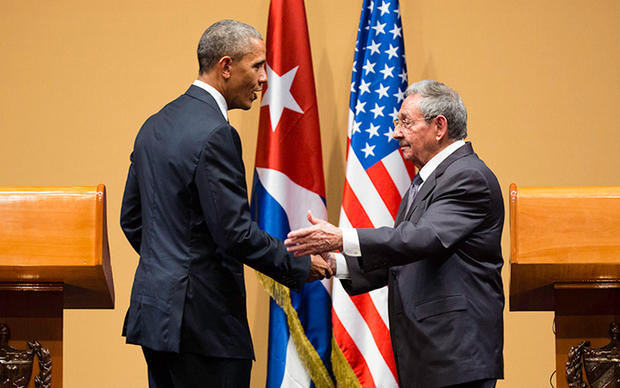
[251,0,334,387]
[332,0,414,387]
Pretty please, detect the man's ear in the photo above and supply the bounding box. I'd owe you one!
[434,115,449,140]
[218,56,233,80]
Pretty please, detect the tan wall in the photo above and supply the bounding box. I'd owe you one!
[1,0,619,386]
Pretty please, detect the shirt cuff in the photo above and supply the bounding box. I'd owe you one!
[342,228,362,257]
[334,253,350,279]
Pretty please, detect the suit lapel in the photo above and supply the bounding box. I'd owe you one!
[394,142,475,224]
[394,193,409,226]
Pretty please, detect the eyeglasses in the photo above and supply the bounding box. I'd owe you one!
[393,116,435,129]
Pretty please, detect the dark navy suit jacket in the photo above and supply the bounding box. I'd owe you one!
[120,85,310,359]
[342,143,504,387]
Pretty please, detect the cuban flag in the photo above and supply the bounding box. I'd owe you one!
[331,0,414,387]
[250,0,334,387]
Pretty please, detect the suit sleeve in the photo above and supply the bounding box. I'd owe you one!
[358,167,491,272]
[120,152,142,254]
[339,254,389,296]
[195,123,311,292]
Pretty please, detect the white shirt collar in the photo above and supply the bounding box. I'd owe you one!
[418,139,466,184]
[192,80,228,121]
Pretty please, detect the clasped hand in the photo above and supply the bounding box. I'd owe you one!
[285,211,342,282]
[307,254,333,282]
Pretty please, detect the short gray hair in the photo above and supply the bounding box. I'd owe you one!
[197,20,263,74]
[405,80,468,140]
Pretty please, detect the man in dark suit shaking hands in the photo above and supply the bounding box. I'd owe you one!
[286,80,504,388]
[120,20,332,388]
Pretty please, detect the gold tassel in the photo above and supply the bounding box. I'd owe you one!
[255,272,335,388]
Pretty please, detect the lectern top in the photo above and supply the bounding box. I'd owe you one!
[0,184,114,309]
[509,184,620,311]
[510,184,620,265]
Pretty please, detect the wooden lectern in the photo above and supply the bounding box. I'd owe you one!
[0,185,114,388]
[509,184,620,387]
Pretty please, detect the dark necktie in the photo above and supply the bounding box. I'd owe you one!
[405,174,423,215]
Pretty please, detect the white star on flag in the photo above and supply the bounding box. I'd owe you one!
[355,100,367,114]
[362,60,376,75]
[261,64,304,132]
[371,21,386,35]
[367,40,381,55]
[398,68,408,83]
[389,107,399,120]
[386,44,399,59]
[359,79,372,95]
[394,88,406,103]
[380,63,394,79]
[370,103,385,118]
[366,123,380,138]
[375,83,390,99]
[361,142,376,157]
[378,1,391,15]
[390,24,402,38]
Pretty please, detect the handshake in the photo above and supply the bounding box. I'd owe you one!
[284,210,344,283]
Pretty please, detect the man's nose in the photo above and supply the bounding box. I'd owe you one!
[259,68,267,84]
[393,125,403,139]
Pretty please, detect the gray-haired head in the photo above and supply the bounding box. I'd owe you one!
[197,20,263,74]
[405,80,468,140]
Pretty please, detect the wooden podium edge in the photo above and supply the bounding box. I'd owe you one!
[95,184,115,309]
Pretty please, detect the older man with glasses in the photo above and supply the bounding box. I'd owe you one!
[286,80,505,388]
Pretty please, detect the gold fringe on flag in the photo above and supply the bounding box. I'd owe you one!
[255,272,335,388]
[330,337,362,388]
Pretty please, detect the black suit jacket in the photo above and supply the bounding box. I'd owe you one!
[120,85,310,359]
[342,143,504,387]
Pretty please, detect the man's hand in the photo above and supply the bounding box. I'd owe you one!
[285,210,344,257]
[321,252,337,276]
[307,254,333,282]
